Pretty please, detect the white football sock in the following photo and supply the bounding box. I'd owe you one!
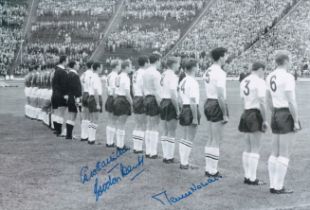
[242,152,251,179]
[161,136,168,159]
[166,137,175,160]
[268,155,277,189]
[136,130,144,151]
[88,123,97,142]
[249,153,260,182]
[106,126,113,145]
[275,156,289,190]
[180,139,192,166]
[205,147,219,175]
[150,131,159,156]
[81,120,87,139]
[116,129,125,148]
[132,130,139,150]
[145,130,151,155]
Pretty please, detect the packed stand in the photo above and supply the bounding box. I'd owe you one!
[106,0,207,55]
[0,1,27,76]
[228,0,310,77]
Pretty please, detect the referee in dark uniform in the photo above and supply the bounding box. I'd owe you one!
[66,60,82,139]
[51,55,69,136]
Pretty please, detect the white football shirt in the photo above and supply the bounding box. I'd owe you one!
[266,68,295,108]
[178,75,200,105]
[133,68,144,97]
[89,72,102,96]
[142,66,161,96]
[115,72,130,96]
[81,69,93,93]
[240,74,266,110]
[106,71,118,96]
[203,64,227,100]
[161,69,179,99]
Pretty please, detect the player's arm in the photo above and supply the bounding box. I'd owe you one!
[170,79,180,115]
[124,78,133,106]
[189,82,199,125]
[285,77,300,130]
[154,73,162,105]
[216,87,227,116]
[94,78,102,110]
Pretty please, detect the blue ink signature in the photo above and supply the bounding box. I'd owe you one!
[151,176,222,205]
[80,147,130,184]
[94,155,144,201]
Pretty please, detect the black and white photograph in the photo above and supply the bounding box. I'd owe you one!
[0,0,309,209]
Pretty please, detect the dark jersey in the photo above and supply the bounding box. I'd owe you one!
[52,65,68,96]
[67,69,82,98]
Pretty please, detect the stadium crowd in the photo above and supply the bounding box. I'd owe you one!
[228,0,310,77]
[0,1,27,77]
[106,0,206,54]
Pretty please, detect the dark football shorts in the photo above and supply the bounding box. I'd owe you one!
[133,96,145,114]
[143,95,160,116]
[105,95,114,113]
[179,105,201,126]
[51,93,67,109]
[68,95,78,113]
[204,99,228,122]
[82,92,89,107]
[271,108,294,134]
[113,96,131,116]
[88,95,103,113]
[160,99,177,121]
[238,109,263,133]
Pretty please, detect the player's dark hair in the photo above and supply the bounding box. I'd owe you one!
[59,55,67,64]
[138,56,149,67]
[166,57,179,69]
[149,53,161,64]
[185,59,197,72]
[210,47,227,62]
[92,62,101,71]
[275,52,290,66]
[252,62,265,71]
[86,61,93,69]
[121,60,131,70]
[68,61,76,69]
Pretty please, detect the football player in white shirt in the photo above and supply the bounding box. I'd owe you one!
[105,60,121,147]
[266,51,301,194]
[113,60,133,149]
[178,59,200,169]
[203,47,228,177]
[87,63,103,145]
[143,53,162,158]
[80,61,93,142]
[160,57,180,163]
[239,62,268,185]
[132,56,149,153]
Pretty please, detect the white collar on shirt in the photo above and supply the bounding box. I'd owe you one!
[57,64,65,70]
[69,68,77,74]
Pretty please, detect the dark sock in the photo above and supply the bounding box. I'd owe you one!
[53,122,60,134]
[66,123,74,138]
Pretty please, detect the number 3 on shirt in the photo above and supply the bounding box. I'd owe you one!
[270,75,277,92]
[243,80,250,96]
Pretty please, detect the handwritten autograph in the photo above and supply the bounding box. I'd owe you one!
[80,147,130,184]
[94,155,144,201]
[152,176,222,205]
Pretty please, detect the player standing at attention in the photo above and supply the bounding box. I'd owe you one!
[143,53,162,158]
[51,56,69,137]
[80,61,93,142]
[66,61,82,140]
[203,47,228,177]
[87,62,103,145]
[105,59,121,147]
[132,56,149,153]
[178,59,200,169]
[239,62,268,185]
[160,57,180,163]
[113,60,133,149]
[266,51,301,194]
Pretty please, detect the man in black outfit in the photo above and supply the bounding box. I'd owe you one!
[65,61,82,139]
[51,55,69,136]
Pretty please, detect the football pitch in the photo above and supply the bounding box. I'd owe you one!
[0,80,309,210]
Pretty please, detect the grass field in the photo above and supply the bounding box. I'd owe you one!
[0,80,310,210]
